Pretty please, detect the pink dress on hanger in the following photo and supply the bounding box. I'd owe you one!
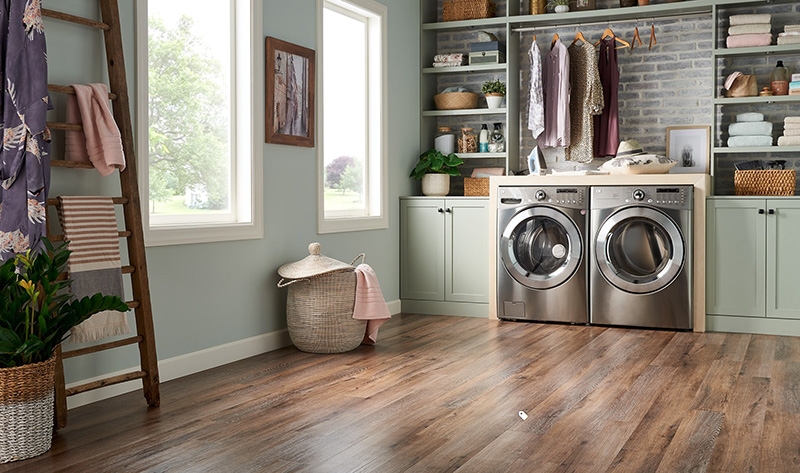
[594,37,619,157]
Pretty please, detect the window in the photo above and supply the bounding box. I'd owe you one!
[136,0,263,246]
[317,0,388,233]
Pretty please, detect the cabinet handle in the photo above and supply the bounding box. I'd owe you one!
[768,209,775,215]
[758,209,765,214]
[446,208,452,213]
[437,208,444,213]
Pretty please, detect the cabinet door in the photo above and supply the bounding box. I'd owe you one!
[401,199,445,301]
[707,199,766,317]
[445,199,489,303]
[767,200,800,319]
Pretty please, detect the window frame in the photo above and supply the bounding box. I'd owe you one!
[136,0,264,247]
[316,0,388,234]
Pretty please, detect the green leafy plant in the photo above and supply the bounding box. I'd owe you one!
[482,79,506,96]
[546,0,570,8]
[409,150,464,180]
[0,239,129,368]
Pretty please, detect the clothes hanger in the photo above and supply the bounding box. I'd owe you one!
[551,32,560,49]
[571,30,588,47]
[632,21,643,50]
[594,28,631,50]
[649,20,657,51]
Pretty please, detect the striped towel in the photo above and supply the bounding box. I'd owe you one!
[57,196,129,343]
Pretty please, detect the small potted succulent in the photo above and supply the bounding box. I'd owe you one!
[0,239,128,463]
[482,79,506,109]
[410,149,464,196]
[547,0,570,13]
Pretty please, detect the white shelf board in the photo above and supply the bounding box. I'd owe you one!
[422,16,507,32]
[713,95,800,105]
[457,152,506,159]
[423,64,507,74]
[422,108,507,117]
[713,44,800,58]
[713,146,800,154]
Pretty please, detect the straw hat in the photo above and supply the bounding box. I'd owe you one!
[277,243,354,280]
[615,139,646,158]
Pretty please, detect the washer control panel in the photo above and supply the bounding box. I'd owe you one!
[592,186,693,210]
[499,186,587,210]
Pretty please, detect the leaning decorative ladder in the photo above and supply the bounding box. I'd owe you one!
[42,1,160,429]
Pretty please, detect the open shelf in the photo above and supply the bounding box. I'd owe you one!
[422,16,507,32]
[713,95,800,105]
[713,146,800,154]
[456,152,506,159]
[713,44,800,58]
[422,108,507,117]
[423,64,507,74]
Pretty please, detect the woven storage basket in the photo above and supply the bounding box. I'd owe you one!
[443,0,496,22]
[620,0,637,6]
[434,92,478,110]
[734,170,796,196]
[464,177,490,196]
[0,356,55,463]
[529,0,545,14]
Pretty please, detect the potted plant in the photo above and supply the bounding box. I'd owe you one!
[410,149,464,196]
[482,79,506,109]
[547,0,570,13]
[0,239,128,463]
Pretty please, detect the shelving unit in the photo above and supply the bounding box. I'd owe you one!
[713,146,800,154]
[422,64,507,74]
[422,108,507,117]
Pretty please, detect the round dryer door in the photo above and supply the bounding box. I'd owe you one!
[500,207,583,290]
[595,207,684,294]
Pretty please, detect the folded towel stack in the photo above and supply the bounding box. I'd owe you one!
[778,117,800,147]
[778,24,800,46]
[726,14,772,48]
[728,112,774,147]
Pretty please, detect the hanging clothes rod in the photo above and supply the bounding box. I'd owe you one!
[511,11,708,33]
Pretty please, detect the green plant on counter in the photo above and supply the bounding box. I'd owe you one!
[409,150,464,180]
[0,239,129,368]
[482,79,506,96]
[546,0,570,7]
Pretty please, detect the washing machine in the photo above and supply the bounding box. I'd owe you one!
[590,186,693,330]
[497,186,589,323]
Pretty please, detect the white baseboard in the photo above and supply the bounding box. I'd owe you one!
[67,299,401,410]
[66,328,292,409]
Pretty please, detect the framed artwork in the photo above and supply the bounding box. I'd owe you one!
[573,0,596,11]
[266,37,315,147]
[667,125,711,174]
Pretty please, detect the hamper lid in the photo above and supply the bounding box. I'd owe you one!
[277,242,354,280]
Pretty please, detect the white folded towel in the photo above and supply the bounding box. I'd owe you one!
[778,36,800,45]
[729,14,771,26]
[737,112,764,123]
[783,129,800,137]
[728,121,772,137]
[729,24,771,36]
[785,25,800,33]
[785,117,800,125]
[778,136,800,146]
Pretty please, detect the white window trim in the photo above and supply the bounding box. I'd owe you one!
[316,0,388,234]
[135,0,264,247]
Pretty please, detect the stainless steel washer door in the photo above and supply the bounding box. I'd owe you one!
[595,207,684,294]
[501,207,582,290]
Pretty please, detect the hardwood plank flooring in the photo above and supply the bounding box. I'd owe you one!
[4,314,800,472]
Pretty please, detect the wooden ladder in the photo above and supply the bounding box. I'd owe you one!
[42,0,160,429]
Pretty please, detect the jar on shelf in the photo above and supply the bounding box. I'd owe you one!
[458,127,477,154]
[434,127,455,155]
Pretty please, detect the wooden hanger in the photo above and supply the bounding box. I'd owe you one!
[594,28,631,50]
[632,25,643,49]
[571,31,588,47]
[551,32,560,48]
[649,23,657,51]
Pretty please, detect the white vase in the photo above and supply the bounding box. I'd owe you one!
[554,5,569,13]
[421,174,450,197]
[486,94,504,109]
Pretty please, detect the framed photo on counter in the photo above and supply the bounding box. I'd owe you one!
[266,37,315,147]
[667,125,710,174]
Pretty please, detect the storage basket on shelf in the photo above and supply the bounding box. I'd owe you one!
[464,177,490,196]
[278,243,366,354]
[443,0,496,22]
[434,92,478,110]
[734,169,796,196]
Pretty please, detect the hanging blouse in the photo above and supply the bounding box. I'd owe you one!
[565,41,604,163]
[527,40,545,139]
[539,39,570,148]
[593,37,620,157]
[0,0,51,260]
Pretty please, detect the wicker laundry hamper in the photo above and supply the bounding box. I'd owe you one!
[278,243,366,354]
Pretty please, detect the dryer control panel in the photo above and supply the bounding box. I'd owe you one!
[498,186,587,210]
[592,186,693,210]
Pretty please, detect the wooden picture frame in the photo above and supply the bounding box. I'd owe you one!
[572,0,595,12]
[667,125,711,174]
[266,37,315,147]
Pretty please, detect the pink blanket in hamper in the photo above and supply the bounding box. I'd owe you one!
[353,264,391,345]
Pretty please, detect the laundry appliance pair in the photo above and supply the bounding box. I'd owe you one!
[496,185,693,330]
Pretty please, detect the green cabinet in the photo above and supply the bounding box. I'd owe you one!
[707,198,800,320]
[400,197,489,314]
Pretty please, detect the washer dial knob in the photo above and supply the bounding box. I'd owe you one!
[535,190,547,201]
[632,189,646,201]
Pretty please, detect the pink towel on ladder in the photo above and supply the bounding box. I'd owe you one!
[65,83,126,176]
[353,264,391,345]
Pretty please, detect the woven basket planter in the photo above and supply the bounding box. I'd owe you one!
[0,356,56,463]
[443,0,496,22]
[434,92,478,110]
[734,170,796,196]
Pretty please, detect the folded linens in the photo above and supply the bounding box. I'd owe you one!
[736,112,764,122]
[778,136,800,146]
[777,36,800,46]
[727,135,773,147]
[728,121,773,137]
[727,33,773,48]
[729,14,772,26]
[728,24,771,36]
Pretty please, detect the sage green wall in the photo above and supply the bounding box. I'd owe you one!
[47,0,419,383]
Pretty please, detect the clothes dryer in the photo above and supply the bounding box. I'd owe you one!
[590,186,693,329]
[497,186,589,323]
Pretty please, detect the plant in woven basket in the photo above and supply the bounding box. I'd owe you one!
[410,149,464,179]
[0,238,129,368]
[481,79,506,96]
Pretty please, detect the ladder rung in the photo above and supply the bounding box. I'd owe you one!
[48,84,117,100]
[47,197,129,206]
[62,335,143,359]
[51,160,94,169]
[48,121,83,132]
[57,266,135,281]
[49,231,132,242]
[66,370,148,397]
[42,8,110,31]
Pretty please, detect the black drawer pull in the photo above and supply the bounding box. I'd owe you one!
[768,209,775,215]
[758,209,765,214]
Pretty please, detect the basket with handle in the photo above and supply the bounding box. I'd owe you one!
[443,0,496,22]
[734,170,796,196]
[278,244,367,354]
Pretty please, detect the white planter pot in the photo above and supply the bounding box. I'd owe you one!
[486,94,504,109]
[554,5,569,12]
[421,174,450,197]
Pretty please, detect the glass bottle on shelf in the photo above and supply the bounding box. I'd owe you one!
[458,127,477,154]
[434,127,455,155]
[770,60,789,96]
[489,123,505,153]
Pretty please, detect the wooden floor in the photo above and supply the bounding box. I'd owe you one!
[5,314,800,472]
